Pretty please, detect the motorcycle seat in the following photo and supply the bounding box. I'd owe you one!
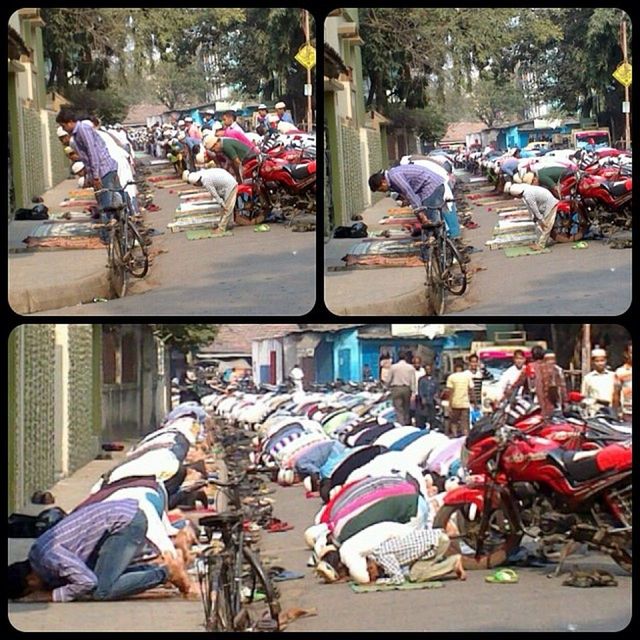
[546,448,601,483]
[602,180,630,197]
[284,163,313,180]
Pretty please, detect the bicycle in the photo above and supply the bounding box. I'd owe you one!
[414,206,468,315]
[95,181,149,298]
[196,472,281,632]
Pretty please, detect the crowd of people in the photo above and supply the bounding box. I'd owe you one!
[375,344,632,438]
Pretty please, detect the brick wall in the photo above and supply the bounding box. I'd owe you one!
[340,124,365,221]
[21,107,47,202]
[48,111,69,187]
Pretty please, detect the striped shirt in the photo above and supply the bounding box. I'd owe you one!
[370,528,444,584]
[199,168,238,205]
[28,499,139,602]
[71,120,117,181]
[386,165,445,210]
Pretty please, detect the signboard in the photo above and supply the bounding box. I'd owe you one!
[304,83,313,96]
[612,61,632,87]
[295,43,316,70]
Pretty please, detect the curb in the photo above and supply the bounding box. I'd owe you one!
[10,269,112,315]
[327,284,429,316]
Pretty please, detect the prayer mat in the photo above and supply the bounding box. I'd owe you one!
[168,214,221,232]
[350,581,444,593]
[176,201,221,214]
[149,159,172,166]
[475,199,506,206]
[486,232,538,249]
[342,238,423,268]
[469,177,489,183]
[494,221,536,236]
[23,236,104,249]
[368,229,412,238]
[59,199,95,208]
[26,221,100,238]
[179,192,212,201]
[186,229,233,240]
[504,245,551,258]
[68,188,96,197]
[48,212,94,222]
[147,174,181,182]
[379,216,417,226]
[387,207,413,215]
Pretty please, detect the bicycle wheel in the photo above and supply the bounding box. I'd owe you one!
[108,226,128,298]
[426,244,445,316]
[124,219,150,278]
[441,237,468,295]
[211,558,234,632]
[239,547,281,632]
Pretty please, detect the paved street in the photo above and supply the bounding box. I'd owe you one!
[23,159,316,316]
[324,172,631,317]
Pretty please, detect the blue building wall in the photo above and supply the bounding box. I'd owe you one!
[332,329,360,381]
[315,339,334,384]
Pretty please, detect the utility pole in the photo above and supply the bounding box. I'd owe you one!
[581,324,591,380]
[304,10,313,133]
[621,17,631,150]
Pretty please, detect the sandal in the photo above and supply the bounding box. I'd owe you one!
[485,568,519,584]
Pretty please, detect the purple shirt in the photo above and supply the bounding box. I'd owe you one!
[28,499,139,602]
[71,121,117,181]
[386,165,445,209]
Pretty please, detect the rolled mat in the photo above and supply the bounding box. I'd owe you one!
[350,581,444,593]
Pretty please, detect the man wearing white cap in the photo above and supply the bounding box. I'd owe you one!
[184,169,238,233]
[275,101,294,124]
[200,109,217,131]
[56,126,71,147]
[255,104,269,135]
[581,348,618,414]
[184,116,202,141]
[508,182,559,251]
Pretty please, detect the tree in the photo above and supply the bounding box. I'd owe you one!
[387,105,448,145]
[151,325,219,354]
[152,61,209,110]
[473,77,527,127]
[64,86,129,124]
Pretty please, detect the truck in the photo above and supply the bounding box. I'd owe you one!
[571,128,611,150]
[470,331,547,414]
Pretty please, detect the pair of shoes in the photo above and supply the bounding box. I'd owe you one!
[31,491,55,505]
[562,569,618,588]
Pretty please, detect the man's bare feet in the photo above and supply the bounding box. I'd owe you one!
[454,555,467,581]
[162,552,191,595]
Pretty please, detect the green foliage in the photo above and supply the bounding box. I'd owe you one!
[64,86,129,124]
[151,325,219,354]
[387,105,448,143]
[152,61,210,110]
[473,77,527,127]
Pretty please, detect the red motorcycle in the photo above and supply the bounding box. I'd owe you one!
[434,422,632,574]
[558,164,632,235]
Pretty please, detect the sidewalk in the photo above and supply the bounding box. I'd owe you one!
[8,176,110,314]
[8,445,204,632]
[324,197,429,315]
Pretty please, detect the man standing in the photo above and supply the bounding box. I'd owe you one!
[387,352,418,426]
[369,164,446,225]
[417,364,440,430]
[290,364,304,393]
[411,356,427,425]
[275,101,294,124]
[445,361,473,437]
[184,169,238,234]
[614,343,632,422]
[509,182,559,252]
[379,352,393,388]
[582,348,618,414]
[466,354,483,411]
[498,349,527,400]
[200,109,217,131]
[56,108,120,217]
[256,104,269,135]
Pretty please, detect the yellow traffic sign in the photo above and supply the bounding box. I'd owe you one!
[295,43,316,70]
[612,62,632,87]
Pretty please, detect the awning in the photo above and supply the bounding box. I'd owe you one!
[324,42,348,79]
[8,26,31,61]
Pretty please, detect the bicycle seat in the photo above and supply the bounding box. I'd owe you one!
[199,512,242,528]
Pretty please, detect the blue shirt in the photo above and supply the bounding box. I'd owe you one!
[501,158,519,177]
[28,500,139,602]
[280,112,294,124]
[71,121,117,181]
[386,165,445,209]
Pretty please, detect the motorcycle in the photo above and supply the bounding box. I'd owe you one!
[434,420,632,574]
[558,163,632,235]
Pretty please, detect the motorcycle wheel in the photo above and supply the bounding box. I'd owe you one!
[434,504,522,570]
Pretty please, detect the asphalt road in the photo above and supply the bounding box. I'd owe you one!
[267,482,632,633]
[447,173,632,316]
[34,160,316,316]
